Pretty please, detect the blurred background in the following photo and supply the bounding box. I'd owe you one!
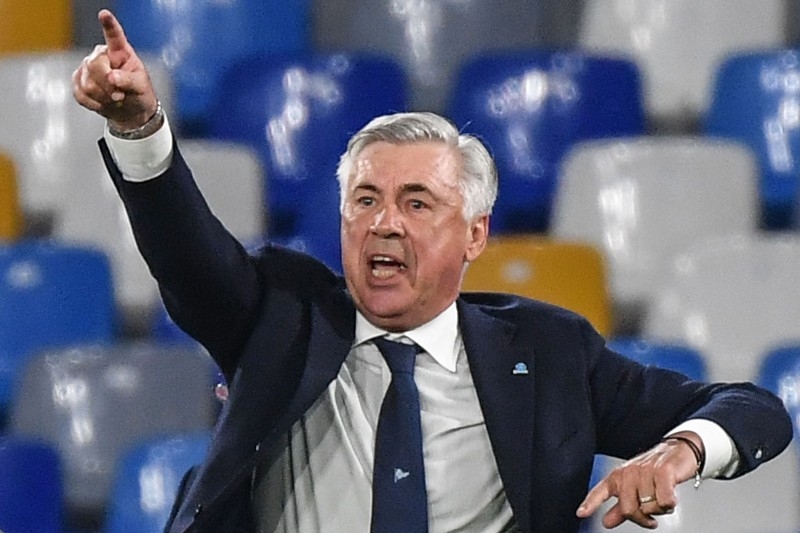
[2,1,800,532]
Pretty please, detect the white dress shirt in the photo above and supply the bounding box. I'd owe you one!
[103,119,740,532]
[250,303,518,532]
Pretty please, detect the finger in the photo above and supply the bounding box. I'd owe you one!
[98,9,130,67]
[603,502,658,530]
[72,68,104,112]
[576,478,612,518]
[654,482,678,513]
[81,59,116,102]
[107,69,146,96]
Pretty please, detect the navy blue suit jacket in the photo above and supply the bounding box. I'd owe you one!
[101,140,792,533]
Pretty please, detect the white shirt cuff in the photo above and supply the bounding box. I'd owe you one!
[103,113,174,182]
[667,418,740,478]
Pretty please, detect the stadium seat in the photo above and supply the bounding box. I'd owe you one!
[705,49,800,229]
[9,342,217,530]
[208,53,407,247]
[0,151,22,241]
[105,431,211,533]
[312,0,546,112]
[115,0,309,135]
[579,0,787,131]
[0,241,115,419]
[607,338,707,382]
[0,436,63,533]
[758,345,800,439]
[462,236,613,337]
[448,51,645,233]
[0,0,72,54]
[552,136,759,332]
[644,233,800,383]
[0,51,174,329]
[179,140,266,245]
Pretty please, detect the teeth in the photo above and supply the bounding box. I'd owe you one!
[372,268,396,279]
[372,256,394,263]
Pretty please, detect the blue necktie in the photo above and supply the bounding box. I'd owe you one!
[370,337,428,533]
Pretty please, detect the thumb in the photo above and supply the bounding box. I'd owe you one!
[98,9,130,68]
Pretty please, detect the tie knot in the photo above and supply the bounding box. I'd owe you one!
[373,337,420,375]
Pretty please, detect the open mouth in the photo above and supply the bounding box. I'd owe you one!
[370,255,406,279]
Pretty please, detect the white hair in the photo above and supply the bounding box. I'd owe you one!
[336,112,497,221]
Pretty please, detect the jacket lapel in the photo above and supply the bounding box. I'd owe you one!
[274,294,357,432]
[458,299,536,533]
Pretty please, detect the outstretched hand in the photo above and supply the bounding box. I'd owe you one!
[72,9,158,130]
[576,433,703,529]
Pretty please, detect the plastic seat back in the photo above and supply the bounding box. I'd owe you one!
[313,0,546,112]
[579,0,787,130]
[0,437,63,533]
[179,140,266,244]
[209,53,407,244]
[758,345,800,442]
[705,49,800,229]
[115,0,309,135]
[449,51,645,233]
[462,236,613,337]
[0,151,22,241]
[0,241,115,415]
[0,0,72,54]
[105,431,211,533]
[552,136,758,328]
[645,234,800,382]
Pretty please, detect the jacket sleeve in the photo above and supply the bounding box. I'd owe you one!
[100,138,263,375]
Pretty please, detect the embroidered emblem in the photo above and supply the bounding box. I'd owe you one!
[394,468,410,483]
[512,362,529,375]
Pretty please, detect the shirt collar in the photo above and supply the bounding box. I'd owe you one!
[355,301,460,372]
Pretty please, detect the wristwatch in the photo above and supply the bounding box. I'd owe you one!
[108,100,164,140]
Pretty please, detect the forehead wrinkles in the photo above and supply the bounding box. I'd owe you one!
[351,142,462,192]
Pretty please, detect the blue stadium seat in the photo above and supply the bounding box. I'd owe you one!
[312,0,546,112]
[448,51,645,233]
[758,344,800,440]
[705,50,800,230]
[0,437,63,533]
[114,0,310,135]
[608,338,708,382]
[0,241,115,417]
[105,431,211,533]
[208,53,407,251]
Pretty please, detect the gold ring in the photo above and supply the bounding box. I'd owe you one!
[639,495,655,505]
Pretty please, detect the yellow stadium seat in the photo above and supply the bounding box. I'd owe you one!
[462,236,613,337]
[0,0,72,54]
[0,153,22,241]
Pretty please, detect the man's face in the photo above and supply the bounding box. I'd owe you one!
[341,141,488,332]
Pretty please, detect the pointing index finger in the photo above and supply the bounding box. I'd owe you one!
[576,478,612,518]
[98,9,128,53]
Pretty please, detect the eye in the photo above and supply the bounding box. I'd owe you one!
[357,196,375,207]
[409,199,428,210]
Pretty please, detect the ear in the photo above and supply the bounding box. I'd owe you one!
[464,215,489,262]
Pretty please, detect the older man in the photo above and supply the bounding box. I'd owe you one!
[73,10,792,533]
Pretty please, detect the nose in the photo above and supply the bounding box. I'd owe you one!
[370,205,404,238]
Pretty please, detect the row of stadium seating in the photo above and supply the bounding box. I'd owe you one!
[2,1,800,532]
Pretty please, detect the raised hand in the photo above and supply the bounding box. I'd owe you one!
[576,433,703,529]
[72,9,158,131]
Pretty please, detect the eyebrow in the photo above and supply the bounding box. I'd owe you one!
[351,183,433,196]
